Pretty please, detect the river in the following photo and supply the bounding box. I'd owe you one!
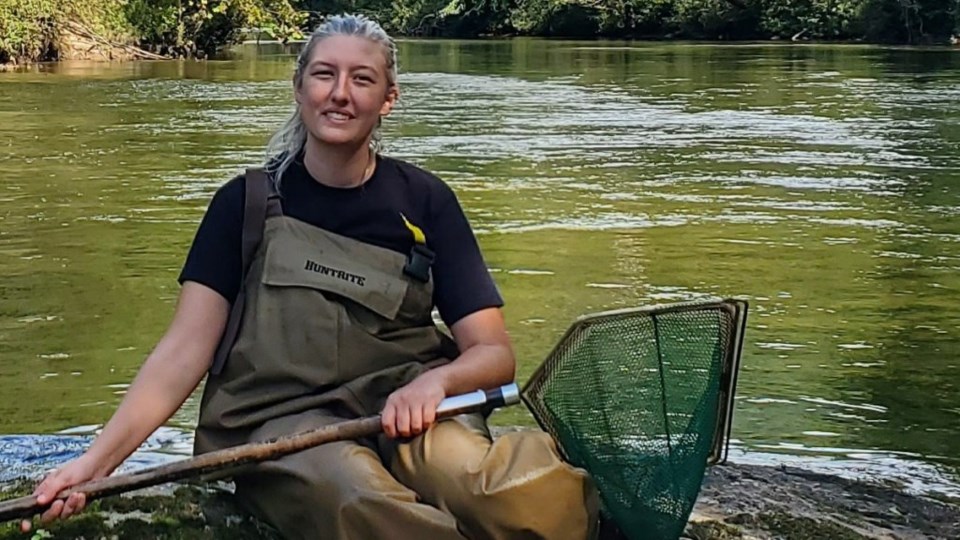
[0,39,957,497]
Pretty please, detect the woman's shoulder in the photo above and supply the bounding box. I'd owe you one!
[221,171,247,199]
[214,168,276,208]
[379,155,454,194]
[220,172,247,194]
[196,173,247,226]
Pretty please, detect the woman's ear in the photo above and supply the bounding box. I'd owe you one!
[380,85,399,116]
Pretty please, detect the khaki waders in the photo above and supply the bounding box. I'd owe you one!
[194,190,599,540]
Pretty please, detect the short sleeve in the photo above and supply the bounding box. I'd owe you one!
[428,185,504,326]
[178,176,245,303]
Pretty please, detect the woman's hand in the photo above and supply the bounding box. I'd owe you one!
[381,370,447,438]
[20,453,105,533]
[380,308,516,439]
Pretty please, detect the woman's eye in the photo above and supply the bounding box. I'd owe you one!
[313,70,333,78]
[355,75,374,84]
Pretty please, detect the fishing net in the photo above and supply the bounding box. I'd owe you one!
[522,299,747,540]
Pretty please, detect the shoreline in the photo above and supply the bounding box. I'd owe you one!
[3,35,957,69]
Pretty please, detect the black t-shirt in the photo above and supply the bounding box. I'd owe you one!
[178,154,503,326]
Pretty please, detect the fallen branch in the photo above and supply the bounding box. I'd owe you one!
[62,20,169,60]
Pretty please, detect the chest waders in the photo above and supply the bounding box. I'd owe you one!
[194,170,599,540]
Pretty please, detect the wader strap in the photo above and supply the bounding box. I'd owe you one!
[210,168,271,375]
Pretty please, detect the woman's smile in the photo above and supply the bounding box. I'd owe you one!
[323,110,354,122]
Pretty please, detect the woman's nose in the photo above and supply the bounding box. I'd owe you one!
[330,75,349,103]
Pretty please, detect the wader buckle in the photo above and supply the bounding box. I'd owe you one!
[404,244,434,282]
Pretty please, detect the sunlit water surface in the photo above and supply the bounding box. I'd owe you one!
[0,41,958,497]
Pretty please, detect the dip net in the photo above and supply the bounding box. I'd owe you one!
[522,299,748,540]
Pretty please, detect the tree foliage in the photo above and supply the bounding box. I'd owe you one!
[125,0,306,56]
[493,0,959,41]
[2,0,958,64]
[0,0,304,62]
[0,0,129,63]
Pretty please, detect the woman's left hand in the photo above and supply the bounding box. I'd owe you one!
[381,370,447,438]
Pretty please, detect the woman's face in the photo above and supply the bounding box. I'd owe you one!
[296,34,397,149]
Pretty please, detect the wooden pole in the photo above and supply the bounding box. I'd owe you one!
[0,384,519,523]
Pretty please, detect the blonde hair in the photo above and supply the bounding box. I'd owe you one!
[264,14,398,184]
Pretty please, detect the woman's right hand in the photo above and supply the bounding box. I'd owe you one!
[20,454,104,533]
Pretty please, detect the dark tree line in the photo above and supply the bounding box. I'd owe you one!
[2,0,958,64]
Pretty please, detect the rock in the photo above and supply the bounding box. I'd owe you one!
[0,482,280,540]
[687,464,960,539]
[2,460,958,539]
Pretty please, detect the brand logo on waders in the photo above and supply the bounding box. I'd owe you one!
[304,259,367,286]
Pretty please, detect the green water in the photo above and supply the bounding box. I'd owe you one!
[1,40,958,493]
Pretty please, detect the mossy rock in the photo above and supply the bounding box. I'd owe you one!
[684,519,744,539]
[726,511,870,540]
[4,463,959,539]
[0,482,279,540]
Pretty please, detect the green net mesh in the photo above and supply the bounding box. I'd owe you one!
[522,299,747,540]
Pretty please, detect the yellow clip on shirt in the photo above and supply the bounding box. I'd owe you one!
[400,213,427,245]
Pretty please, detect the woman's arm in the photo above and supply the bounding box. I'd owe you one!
[430,307,515,396]
[83,281,229,472]
[381,307,515,438]
[23,281,229,531]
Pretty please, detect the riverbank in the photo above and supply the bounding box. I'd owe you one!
[54,21,166,62]
[0,20,164,71]
[2,462,957,539]
[3,22,957,68]
[4,0,959,66]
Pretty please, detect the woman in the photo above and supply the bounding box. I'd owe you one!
[23,14,599,540]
